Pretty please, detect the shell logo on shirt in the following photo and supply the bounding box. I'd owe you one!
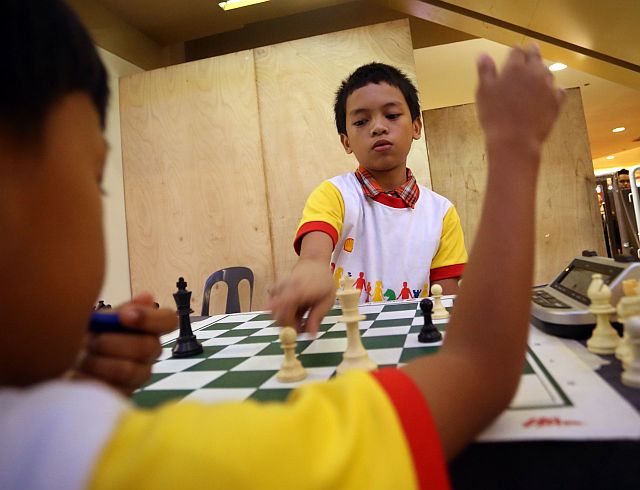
[343,237,355,253]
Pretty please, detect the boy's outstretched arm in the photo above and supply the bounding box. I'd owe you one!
[404,45,565,459]
[70,293,176,395]
[269,231,336,334]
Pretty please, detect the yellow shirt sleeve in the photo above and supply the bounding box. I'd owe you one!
[294,181,345,253]
[431,206,468,270]
[89,372,418,490]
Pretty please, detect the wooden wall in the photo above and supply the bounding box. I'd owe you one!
[120,20,425,313]
[424,88,606,285]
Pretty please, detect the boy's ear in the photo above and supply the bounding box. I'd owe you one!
[340,133,353,154]
[412,117,423,140]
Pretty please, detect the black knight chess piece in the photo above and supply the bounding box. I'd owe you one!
[418,298,442,343]
[172,277,203,358]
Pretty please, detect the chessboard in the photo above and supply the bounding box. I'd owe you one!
[134,297,640,442]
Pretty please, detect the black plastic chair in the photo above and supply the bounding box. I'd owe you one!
[201,266,254,315]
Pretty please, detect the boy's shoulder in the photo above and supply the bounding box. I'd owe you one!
[0,380,128,489]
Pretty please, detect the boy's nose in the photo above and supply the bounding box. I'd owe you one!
[371,120,388,136]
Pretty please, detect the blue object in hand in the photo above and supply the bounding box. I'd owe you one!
[88,312,141,335]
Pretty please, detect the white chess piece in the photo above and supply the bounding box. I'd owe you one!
[586,273,619,354]
[336,283,377,374]
[615,295,640,366]
[621,316,640,388]
[430,284,449,320]
[276,327,307,382]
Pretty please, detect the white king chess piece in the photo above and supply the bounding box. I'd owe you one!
[336,283,377,374]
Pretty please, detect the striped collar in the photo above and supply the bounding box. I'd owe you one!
[354,166,420,209]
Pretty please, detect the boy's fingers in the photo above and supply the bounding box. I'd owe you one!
[118,306,177,334]
[476,54,497,85]
[88,333,162,363]
[525,43,541,62]
[77,355,151,394]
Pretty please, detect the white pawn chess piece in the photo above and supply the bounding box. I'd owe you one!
[430,284,449,320]
[586,273,619,354]
[276,327,307,382]
[621,316,640,388]
[336,283,377,374]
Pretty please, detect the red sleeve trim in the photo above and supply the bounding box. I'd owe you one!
[293,221,339,255]
[372,368,451,490]
[371,193,409,208]
[430,263,465,283]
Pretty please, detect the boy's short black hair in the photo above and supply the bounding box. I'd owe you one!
[334,62,420,135]
[0,0,109,138]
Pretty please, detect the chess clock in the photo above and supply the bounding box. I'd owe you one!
[531,252,640,339]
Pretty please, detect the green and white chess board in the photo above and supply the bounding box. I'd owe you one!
[133,298,640,441]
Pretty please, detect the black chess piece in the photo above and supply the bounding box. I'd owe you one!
[95,300,111,310]
[418,298,442,343]
[172,277,203,358]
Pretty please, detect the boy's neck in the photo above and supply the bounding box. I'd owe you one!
[361,165,408,191]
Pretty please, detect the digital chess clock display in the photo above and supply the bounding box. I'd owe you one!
[551,259,621,305]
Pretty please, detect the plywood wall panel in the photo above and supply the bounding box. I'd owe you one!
[425,88,605,285]
[119,51,274,312]
[255,19,429,278]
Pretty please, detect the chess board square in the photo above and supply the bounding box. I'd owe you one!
[297,352,343,368]
[376,309,417,320]
[233,320,276,330]
[327,320,373,332]
[362,335,406,350]
[202,336,245,347]
[232,355,283,371]
[210,342,271,358]
[185,358,246,371]
[205,370,276,388]
[217,313,260,323]
[362,326,410,337]
[251,313,273,322]
[372,318,415,328]
[404,332,445,348]
[321,315,343,325]
[152,358,203,373]
[302,337,346,354]
[250,389,292,403]
[260,367,335,389]
[368,348,403,365]
[133,390,191,408]
[399,346,439,363]
[359,304,386,314]
[147,371,226,390]
[182,388,255,404]
[158,348,173,360]
[237,335,278,344]
[258,340,313,356]
[201,321,244,331]
[191,330,227,339]
[380,303,419,312]
[411,315,449,327]
[250,326,281,336]
[218,328,261,337]
[140,372,172,389]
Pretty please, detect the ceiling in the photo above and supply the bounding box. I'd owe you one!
[85,0,640,172]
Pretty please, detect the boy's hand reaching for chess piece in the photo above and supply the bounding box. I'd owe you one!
[69,292,176,395]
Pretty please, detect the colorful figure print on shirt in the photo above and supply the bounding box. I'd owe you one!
[384,289,397,301]
[334,267,344,290]
[373,281,384,302]
[365,282,372,302]
[399,282,412,300]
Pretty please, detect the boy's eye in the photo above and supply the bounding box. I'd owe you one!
[353,119,367,127]
[386,114,401,120]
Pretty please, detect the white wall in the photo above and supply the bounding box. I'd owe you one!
[97,47,142,306]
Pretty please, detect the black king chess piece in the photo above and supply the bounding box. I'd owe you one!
[172,277,203,358]
[418,298,443,343]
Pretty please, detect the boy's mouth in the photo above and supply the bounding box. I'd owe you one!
[372,139,393,152]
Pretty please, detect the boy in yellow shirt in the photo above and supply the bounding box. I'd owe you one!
[269,62,468,332]
[0,1,564,489]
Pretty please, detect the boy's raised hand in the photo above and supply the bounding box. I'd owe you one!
[476,44,565,153]
[70,292,176,396]
[268,258,336,335]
